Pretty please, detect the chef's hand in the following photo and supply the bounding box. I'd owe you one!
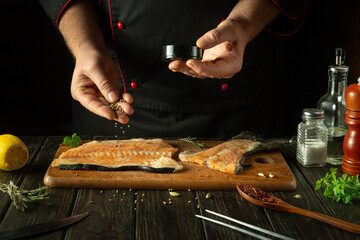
[71,47,134,123]
[168,0,280,79]
[169,18,247,79]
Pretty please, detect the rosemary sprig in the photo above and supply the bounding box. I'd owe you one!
[0,181,50,211]
[178,137,205,149]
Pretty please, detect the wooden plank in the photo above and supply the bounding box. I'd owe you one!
[44,140,296,191]
[0,136,88,240]
[65,189,135,239]
[135,190,205,240]
[64,135,136,239]
[196,190,273,240]
[261,147,352,240]
[282,146,360,239]
[0,136,44,222]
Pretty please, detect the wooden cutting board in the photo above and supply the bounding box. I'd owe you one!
[44,140,296,191]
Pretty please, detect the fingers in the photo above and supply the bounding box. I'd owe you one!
[78,92,116,120]
[75,86,134,124]
[169,58,239,79]
[86,66,119,103]
[196,20,236,50]
[169,60,207,78]
[186,59,239,79]
[121,92,134,104]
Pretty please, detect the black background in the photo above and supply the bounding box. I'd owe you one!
[1,0,359,137]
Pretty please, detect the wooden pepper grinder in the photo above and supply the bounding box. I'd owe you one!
[342,77,360,175]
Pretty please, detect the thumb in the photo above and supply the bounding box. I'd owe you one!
[88,68,119,103]
[196,21,235,49]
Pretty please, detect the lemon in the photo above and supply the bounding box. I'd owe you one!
[0,134,29,171]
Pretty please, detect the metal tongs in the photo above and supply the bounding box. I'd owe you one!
[196,209,294,240]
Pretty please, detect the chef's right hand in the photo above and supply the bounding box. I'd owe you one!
[71,47,134,124]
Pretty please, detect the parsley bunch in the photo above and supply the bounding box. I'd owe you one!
[63,133,81,148]
[315,168,360,205]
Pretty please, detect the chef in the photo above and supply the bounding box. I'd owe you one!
[39,0,308,138]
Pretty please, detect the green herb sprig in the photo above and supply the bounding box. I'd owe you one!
[0,181,50,211]
[315,168,360,205]
[178,137,205,149]
[63,133,81,148]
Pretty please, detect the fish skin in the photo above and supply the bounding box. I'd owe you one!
[57,164,176,173]
[234,138,295,174]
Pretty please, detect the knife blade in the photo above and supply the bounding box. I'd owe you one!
[0,212,89,240]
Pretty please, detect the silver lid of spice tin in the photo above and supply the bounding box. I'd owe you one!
[302,108,324,119]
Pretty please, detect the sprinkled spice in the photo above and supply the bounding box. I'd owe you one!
[241,185,276,203]
[105,101,126,115]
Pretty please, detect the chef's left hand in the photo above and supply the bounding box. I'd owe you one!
[168,18,248,79]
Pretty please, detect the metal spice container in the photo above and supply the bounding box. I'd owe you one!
[296,108,328,167]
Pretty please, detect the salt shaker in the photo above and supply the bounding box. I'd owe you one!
[296,108,328,167]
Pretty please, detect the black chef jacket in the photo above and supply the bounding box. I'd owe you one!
[39,0,308,139]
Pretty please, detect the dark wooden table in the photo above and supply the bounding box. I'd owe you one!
[0,136,359,240]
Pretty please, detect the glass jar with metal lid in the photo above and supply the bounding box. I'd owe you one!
[296,108,328,167]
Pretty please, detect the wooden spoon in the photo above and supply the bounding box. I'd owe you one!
[236,185,360,234]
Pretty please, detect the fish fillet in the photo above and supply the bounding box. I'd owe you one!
[179,139,261,174]
[52,138,183,173]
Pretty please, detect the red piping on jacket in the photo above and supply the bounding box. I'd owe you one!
[271,0,309,20]
[267,1,309,36]
[56,0,72,30]
[108,0,127,93]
